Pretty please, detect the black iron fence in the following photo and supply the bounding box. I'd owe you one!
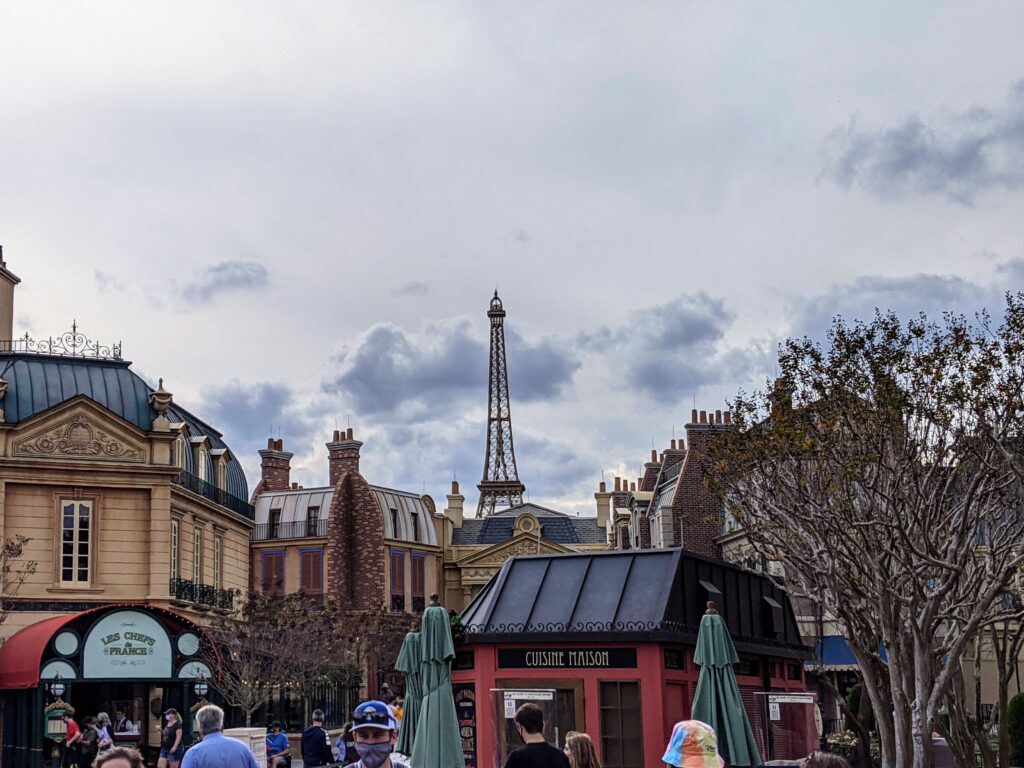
[172,470,255,520]
[170,577,234,610]
[252,519,329,541]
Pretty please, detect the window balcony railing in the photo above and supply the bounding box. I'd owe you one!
[170,578,234,610]
[172,471,255,520]
[252,519,329,541]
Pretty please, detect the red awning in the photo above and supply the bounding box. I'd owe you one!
[0,613,82,689]
[0,604,219,690]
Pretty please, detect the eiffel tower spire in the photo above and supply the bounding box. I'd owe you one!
[477,290,525,517]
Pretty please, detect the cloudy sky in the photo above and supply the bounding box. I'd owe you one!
[2,3,1023,514]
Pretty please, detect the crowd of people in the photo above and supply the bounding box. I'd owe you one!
[57,693,855,768]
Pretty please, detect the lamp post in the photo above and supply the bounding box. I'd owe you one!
[49,673,66,699]
[193,676,208,698]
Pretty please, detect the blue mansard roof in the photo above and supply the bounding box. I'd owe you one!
[0,353,249,503]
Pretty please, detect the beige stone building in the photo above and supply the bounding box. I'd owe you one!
[0,254,254,765]
[440,481,610,611]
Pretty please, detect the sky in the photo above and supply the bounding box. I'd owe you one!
[2,2,1024,515]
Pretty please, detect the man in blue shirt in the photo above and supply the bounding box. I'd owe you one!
[266,722,290,767]
[181,705,259,768]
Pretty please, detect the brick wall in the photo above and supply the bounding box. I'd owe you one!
[672,409,731,558]
[328,429,362,486]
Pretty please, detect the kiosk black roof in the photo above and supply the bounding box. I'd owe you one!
[459,548,809,659]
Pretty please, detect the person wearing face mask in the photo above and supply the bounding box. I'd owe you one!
[158,710,184,768]
[504,703,570,768]
[349,700,409,768]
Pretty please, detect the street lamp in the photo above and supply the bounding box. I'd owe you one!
[193,675,208,698]
[49,673,65,698]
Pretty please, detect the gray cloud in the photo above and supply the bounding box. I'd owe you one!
[183,260,269,302]
[323,317,579,419]
[581,293,757,401]
[94,270,126,293]
[392,280,430,297]
[824,80,1024,204]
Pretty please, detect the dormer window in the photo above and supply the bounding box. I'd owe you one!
[197,447,209,482]
[216,460,227,490]
[174,435,186,468]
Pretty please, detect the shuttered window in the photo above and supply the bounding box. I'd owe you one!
[301,549,323,601]
[390,550,405,611]
[411,554,426,612]
[600,681,643,768]
[262,551,285,596]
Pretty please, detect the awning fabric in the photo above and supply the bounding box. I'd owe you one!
[805,635,888,671]
[0,613,83,689]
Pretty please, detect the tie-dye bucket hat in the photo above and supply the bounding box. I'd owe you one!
[662,720,725,768]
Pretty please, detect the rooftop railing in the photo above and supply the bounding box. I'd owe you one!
[0,322,122,361]
[252,518,329,541]
[172,470,255,520]
[169,578,235,610]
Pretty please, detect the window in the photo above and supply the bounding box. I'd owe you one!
[306,506,320,537]
[60,500,93,584]
[174,435,186,468]
[599,681,643,768]
[193,528,203,584]
[262,551,285,596]
[268,508,281,539]
[411,554,426,612]
[390,550,406,611]
[390,508,400,538]
[301,549,323,602]
[213,536,222,590]
[197,446,209,481]
[216,461,227,490]
[170,519,180,581]
[410,510,420,541]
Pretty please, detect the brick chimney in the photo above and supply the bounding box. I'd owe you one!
[328,427,363,485]
[256,438,293,496]
[673,409,731,557]
[0,248,22,344]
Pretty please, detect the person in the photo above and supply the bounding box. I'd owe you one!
[563,733,601,768]
[181,704,259,768]
[266,722,290,768]
[158,709,184,768]
[803,752,850,768]
[379,684,396,705]
[301,709,333,768]
[392,699,404,724]
[504,703,569,768]
[62,713,83,768]
[336,722,355,765]
[113,709,134,734]
[349,700,408,768]
[94,747,145,768]
[96,713,114,756]
[662,720,724,768]
[80,716,100,768]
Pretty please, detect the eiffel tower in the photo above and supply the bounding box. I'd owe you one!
[477,290,526,517]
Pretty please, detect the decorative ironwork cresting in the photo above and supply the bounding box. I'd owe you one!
[1,321,122,360]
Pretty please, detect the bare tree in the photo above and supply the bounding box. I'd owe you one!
[0,535,38,643]
[711,297,1024,768]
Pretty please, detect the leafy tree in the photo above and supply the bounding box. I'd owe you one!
[711,296,1024,768]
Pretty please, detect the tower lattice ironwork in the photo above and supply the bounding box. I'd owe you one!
[477,290,525,517]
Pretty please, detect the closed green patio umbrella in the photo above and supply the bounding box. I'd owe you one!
[410,595,463,768]
[395,631,422,756]
[691,602,763,767]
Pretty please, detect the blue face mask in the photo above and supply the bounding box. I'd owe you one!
[355,741,393,768]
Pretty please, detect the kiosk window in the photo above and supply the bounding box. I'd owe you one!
[600,681,642,768]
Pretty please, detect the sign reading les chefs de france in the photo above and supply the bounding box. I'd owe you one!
[83,610,173,678]
[498,648,638,669]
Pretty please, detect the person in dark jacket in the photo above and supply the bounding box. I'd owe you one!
[301,710,334,768]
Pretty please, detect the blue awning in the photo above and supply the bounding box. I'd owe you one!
[805,635,888,671]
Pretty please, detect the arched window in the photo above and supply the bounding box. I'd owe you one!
[174,435,186,469]
[216,461,227,490]
[197,447,209,482]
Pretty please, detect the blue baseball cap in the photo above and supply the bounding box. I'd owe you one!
[352,700,397,732]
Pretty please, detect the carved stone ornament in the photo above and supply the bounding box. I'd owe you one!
[14,416,144,461]
[148,378,173,415]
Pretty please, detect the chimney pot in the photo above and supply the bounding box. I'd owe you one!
[599,481,607,493]
[267,438,274,449]
[291,482,298,490]
[724,412,732,424]
[671,439,677,450]
[630,481,636,492]
[346,427,354,440]
[715,410,722,424]
[333,429,341,442]
[700,410,708,424]
[691,408,698,423]
[451,480,460,495]
[651,449,657,462]
[614,477,621,492]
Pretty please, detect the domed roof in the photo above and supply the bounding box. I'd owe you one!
[0,353,248,502]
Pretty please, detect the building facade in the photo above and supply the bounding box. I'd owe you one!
[0,255,254,766]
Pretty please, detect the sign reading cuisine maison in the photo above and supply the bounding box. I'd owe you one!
[82,610,173,679]
[497,648,637,669]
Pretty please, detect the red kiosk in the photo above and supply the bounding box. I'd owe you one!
[451,548,811,768]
